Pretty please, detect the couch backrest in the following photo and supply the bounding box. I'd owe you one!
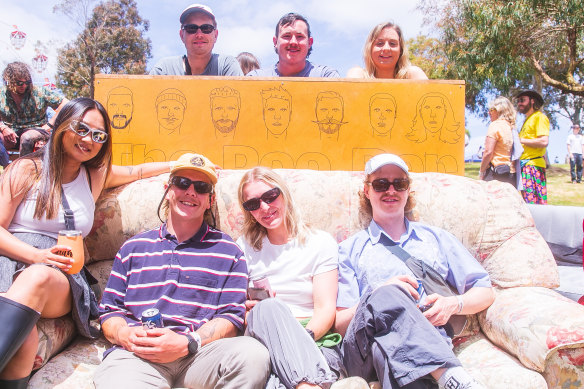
[86,169,558,289]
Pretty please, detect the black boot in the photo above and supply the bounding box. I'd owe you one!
[0,296,40,373]
[0,376,30,389]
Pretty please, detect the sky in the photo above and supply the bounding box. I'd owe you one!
[0,0,571,163]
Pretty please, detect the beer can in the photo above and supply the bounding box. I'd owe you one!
[416,278,428,309]
[141,308,164,329]
[252,276,274,297]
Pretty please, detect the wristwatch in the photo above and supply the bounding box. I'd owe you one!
[185,331,202,355]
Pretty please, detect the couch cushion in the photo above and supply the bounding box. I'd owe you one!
[454,332,547,388]
[479,287,584,372]
[33,316,77,371]
[29,336,110,389]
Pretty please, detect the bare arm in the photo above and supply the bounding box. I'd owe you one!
[305,269,338,340]
[520,135,549,148]
[334,305,357,337]
[479,136,497,178]
[104,162,171,189]
[196,317,238,346]
[43,98,70,130]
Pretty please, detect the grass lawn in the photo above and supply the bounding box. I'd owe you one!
[465,163,583,206]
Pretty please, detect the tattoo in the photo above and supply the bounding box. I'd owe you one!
[199,322,217,341]
[126,166,134,176]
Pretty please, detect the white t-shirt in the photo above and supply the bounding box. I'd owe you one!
[567,133,583,155]
[237,229,338,318]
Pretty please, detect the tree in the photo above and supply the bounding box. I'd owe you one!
[407,35,451,80]
[418,0,584,123]
[54,0,151,98]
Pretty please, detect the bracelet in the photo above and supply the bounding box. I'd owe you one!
[456,295,464,314]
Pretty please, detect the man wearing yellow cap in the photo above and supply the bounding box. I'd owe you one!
[94,153,269,388]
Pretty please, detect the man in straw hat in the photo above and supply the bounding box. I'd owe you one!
[94,153,269,388]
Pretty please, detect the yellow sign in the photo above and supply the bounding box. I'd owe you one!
[95,75,465,174]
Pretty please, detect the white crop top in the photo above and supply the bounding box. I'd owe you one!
[9,165,95,239]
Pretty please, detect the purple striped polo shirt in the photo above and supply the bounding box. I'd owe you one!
[99,222,248,334]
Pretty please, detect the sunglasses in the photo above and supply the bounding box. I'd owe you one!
[367,178,410,192]
[170,175,213,194]
[13,80,32,87]
[242,187,281,211]
[182,23,215,34]
[69,121,109,143]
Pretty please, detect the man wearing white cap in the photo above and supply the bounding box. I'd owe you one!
[150,4,243,76]
[334,154,494,389]
[94,153,269,388]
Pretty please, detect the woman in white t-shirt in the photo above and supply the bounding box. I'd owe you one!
[237,167,340,389]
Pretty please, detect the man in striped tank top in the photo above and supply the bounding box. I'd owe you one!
[94,153,270,389]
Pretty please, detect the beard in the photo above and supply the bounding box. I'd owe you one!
[111,115,131,129]
[316,118,344,134]
[214,118,238,134]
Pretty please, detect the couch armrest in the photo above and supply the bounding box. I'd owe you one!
[478,286,584,372]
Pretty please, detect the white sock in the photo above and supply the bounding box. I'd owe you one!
[437,367,483,389]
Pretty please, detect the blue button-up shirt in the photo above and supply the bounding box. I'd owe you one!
[337,219,491,308]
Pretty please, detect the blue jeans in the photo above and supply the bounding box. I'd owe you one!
[570,153,583,182]
[341,284,460,389]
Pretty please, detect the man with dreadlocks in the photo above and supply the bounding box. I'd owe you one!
[0,61,68,156]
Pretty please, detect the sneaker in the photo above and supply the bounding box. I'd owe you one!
[442,377,485,389]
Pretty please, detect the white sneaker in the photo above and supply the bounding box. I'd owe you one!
[330,377,370,389]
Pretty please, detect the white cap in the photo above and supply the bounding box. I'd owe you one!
[365,153,409,175]
[180,4,215,24]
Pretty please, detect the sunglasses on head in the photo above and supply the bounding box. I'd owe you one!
[13,80,32,87]
[367,178,410,192]
[182,23,215,34]
[242,187,281,211]
[69,120,109,143]
[170,175,214,194]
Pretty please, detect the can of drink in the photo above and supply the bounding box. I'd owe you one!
[141,308,163,329]
[416,278,428,310]
[252,276,274,297]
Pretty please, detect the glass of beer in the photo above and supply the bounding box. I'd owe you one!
[57,230,84,275]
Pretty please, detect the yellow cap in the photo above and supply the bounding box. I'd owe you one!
[170,153,218,184]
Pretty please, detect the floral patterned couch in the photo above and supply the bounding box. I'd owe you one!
[28,169,584,388]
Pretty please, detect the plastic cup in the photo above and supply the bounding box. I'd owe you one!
[57,230,84,275]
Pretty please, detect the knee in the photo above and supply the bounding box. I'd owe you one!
[14,265,62,294]
[370,284,414,307]
[229,337,270,375]
[250,297,291,320]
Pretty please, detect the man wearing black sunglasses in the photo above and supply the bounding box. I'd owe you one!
[150,4,242,76]
[0,61,68,157]
[95,152,270,388]
[334,154,494,389]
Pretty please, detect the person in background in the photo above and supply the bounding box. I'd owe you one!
[516,89,550,204]
[94,153,269,389]
[150,4,242,76]
[347,22,427,80]
[567,124,583,183]
[236,52,261,75]
[238,167,341,388]
[0,61,69,156]
[335,153,494,389]
[0,97,172,387]
[247,13,339,78]
[479,96,516,186]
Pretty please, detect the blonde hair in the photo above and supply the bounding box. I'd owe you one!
[238,167,311,251]
[488,96,516,128]
[363,22,411,79]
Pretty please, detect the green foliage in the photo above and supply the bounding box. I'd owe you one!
[54,0,151,98]
[418,0,584,123]
[407,35,451,80]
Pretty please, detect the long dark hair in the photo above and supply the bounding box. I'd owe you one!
[2,98,113,220]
